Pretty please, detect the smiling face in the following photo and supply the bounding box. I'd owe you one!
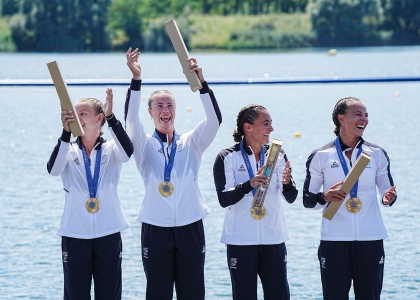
[74,100,104,137]
[148,93,176,135]
[244,109,274,148]
[338,102,369,140]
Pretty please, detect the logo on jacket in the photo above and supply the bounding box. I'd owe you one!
[320,257,326,269]
[284,255,287,263]
[230,258,237,269]
[143,247,148,259]
[101,155,107,165]
[379,256,384,264]
[238,165,246,172]
[62,251,68,263]
[73,158,80,165]
[202,246,206,253]
[331,161,339,168]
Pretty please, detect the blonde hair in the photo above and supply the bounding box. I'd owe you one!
[77,97,106,135]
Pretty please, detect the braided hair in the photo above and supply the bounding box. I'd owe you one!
[332,97,362,136]
[77,97,106,135]
[233,104,267,142]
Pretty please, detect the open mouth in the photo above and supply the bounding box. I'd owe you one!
[160,116,172,123]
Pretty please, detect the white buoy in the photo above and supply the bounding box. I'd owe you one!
[394,91,400,97]
[328,49,337,56]
[186,106,193,112]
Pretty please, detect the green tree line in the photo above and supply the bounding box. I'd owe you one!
[0,0,419,52]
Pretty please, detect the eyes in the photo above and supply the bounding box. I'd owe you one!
[155,104,174,110]
[355,112,368,118]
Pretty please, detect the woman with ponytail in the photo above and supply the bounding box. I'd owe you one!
[303,97,397,299]
[213,104,298,300]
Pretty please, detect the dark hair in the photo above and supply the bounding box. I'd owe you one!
[233,104,267,142]
[77,97,106,135]
[148,90,175,108]
[332,97,362,136]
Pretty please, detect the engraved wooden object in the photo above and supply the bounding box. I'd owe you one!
[323,152,371,220]
[165,19,202,92]
[47,61,84,137]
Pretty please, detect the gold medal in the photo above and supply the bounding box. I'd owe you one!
[159,181,174,197]
[251,206,266,220]
[346,197,361,213]
[86,198,100,213]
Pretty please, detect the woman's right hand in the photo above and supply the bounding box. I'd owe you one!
[61,110,74,132]
[126,47,141,80]
[323,181,346,202]
[250,167,268,189]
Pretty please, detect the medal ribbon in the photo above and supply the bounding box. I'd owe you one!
[239,141,265,196]
[335,137,363,198]
[153,131,179,183]
[82,141,102,199]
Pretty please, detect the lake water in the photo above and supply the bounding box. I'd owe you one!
[0,47,419,299]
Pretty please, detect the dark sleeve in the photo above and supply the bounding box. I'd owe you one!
[213,150,252,208]
[200,81,222,125]
[106,114,134,158]
[124,79,142,123]
[47,129,71,173]
[282,177,298,204]
[302,151,327,208]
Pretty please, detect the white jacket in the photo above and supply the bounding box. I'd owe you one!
[124,80,222,227]
[213,142,298,245]
[303,138,396,241]
[47,118,132,239]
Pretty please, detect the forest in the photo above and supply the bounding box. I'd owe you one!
[0,0,419,52]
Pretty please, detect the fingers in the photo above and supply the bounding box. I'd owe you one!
[188,57,205,83]
[323,181,346,202]
[61,110,74,132]
[256,166,265,175]
[331,181,344,189]
[282,161,291,184]
[383,186,397,205]
[106,87,113,99]
[250,174,268,189]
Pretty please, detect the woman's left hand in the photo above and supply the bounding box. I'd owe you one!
[282,161,291,184]
[383,186,397,205]
[104,88,113,117]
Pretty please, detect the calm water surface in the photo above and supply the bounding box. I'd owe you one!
[0,47,419,299]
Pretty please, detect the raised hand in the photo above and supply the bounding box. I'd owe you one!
[126,47,141,80]
[188,57,205,83]
[104,88,113,117]
[61,110,74,133]
[282,161,292,184]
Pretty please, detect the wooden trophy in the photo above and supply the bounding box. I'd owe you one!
[323,152,371,220]
[165,19,202,92]
[251,139,282,220]
[47,61,84,137]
